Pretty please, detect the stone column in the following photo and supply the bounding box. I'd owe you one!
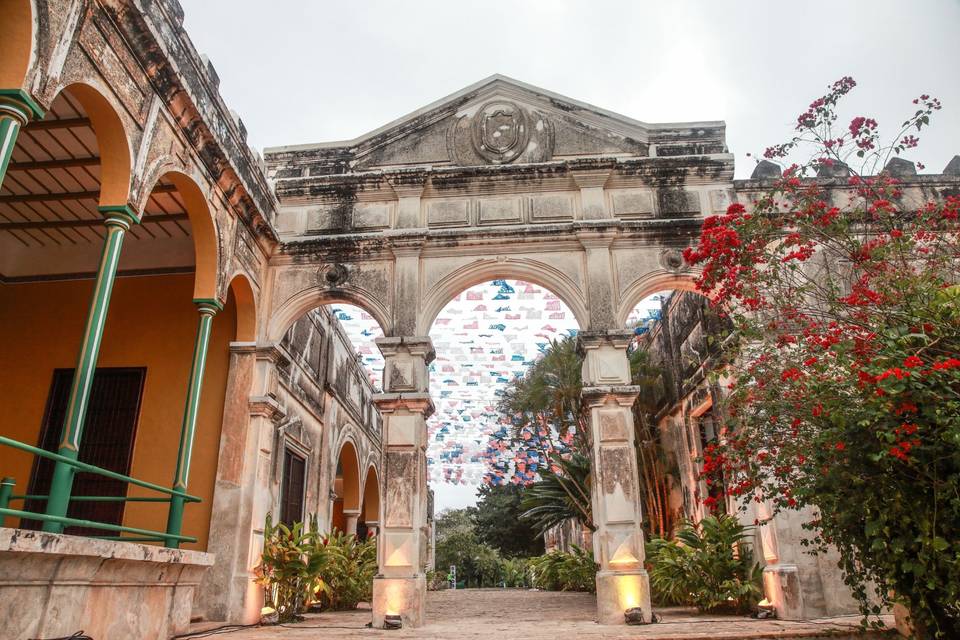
[43,206,141,531]
[166,299,223,548]
[343,509,361,537]
[366,520,379,537]
[0,89,44,189]
[371,336,434,629]
[578,330,652,625]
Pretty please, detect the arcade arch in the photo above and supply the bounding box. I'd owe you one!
[0,82,231,551]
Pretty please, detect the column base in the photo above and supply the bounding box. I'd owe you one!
[595,569,651,625]
[372,574,426,629]
[762,563,805,620]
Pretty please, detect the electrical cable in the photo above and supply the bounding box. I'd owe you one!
[170,623,259,639]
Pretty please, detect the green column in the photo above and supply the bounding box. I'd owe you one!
[0,89,44,189]
[165,298,223,548]
[43,206,141,533]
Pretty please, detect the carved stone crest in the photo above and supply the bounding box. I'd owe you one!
[318,263,349,287]
[659,248,688,273]
[470,101,530,164]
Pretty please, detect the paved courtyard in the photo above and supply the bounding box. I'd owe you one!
[192,589,896,639]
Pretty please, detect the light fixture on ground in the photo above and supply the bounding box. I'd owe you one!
[624,607,645,625]
[384,614,403,629]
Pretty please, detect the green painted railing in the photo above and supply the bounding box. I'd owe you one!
[0,435,200,545]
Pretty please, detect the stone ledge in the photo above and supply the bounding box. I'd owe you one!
[0,527,215,567]
[0,527,214,640]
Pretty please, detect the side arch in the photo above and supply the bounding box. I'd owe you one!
[0,0,34,89]
[140,170,220,300]
[361,465,380,523]
[266,284,391,342]
[225,272,258,342]
[417,257,590,335]
[334,436,362,512]
[60,82,132,208]
[615,269,704,327]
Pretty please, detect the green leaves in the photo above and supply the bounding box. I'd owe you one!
[253,515,376,622]
[647,515,762,613]
[529,546,597,592]
[519,452,593,535]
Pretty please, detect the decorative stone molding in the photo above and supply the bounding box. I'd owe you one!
[658,247,688,273]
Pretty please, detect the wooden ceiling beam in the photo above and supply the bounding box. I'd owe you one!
[24,117,92,131]
[8,157,100,172]
[0,213,189,232]
[0,184,177,204]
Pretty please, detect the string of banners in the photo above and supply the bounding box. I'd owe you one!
[332,280,665,487]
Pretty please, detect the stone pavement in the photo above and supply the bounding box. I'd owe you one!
[188,589,896,639]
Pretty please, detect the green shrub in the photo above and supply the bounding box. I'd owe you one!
[501,557,531,588]
[529,545,596,592]
[318,529,377,610]
[647,514,762,613]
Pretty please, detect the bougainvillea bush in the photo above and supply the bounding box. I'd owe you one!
[684,78,959,637]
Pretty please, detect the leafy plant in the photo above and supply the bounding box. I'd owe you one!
[647,514,762,613]
[529,545,597,592]
[317,528,377,610]
[501,557,531,588]
[520,452,593,535]
[253,514,331,623]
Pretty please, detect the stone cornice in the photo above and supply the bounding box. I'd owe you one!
[272,155,736,203]
[104,1,280,244]
[272,218,704,263]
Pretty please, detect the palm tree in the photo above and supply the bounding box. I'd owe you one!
[519,452,594,535]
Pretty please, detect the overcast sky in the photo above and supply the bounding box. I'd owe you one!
[182,0,960,178]
[179,1,959,510]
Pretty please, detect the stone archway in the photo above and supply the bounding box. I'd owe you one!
[262,76,734,627]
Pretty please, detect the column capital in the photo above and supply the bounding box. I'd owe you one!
[375,335,434,362]
[569,167,612,189]
[373,392,435,418]
[387,172,428,199]
[577,330,634,353]
[194,298,225,315]
[582,385,641,408]
[98,204,142,228]
[0,89,45,123]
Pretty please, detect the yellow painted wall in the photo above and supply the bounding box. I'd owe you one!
[0,274,235,550]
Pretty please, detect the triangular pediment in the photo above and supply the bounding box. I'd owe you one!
[266,75,726,173]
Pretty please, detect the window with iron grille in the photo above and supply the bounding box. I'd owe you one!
[279,448,306,526]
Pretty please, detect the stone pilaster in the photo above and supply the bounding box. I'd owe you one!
[578,330,652,624]
[371,336,434,629]
[577,231,618,330]
[200,344,285,624]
